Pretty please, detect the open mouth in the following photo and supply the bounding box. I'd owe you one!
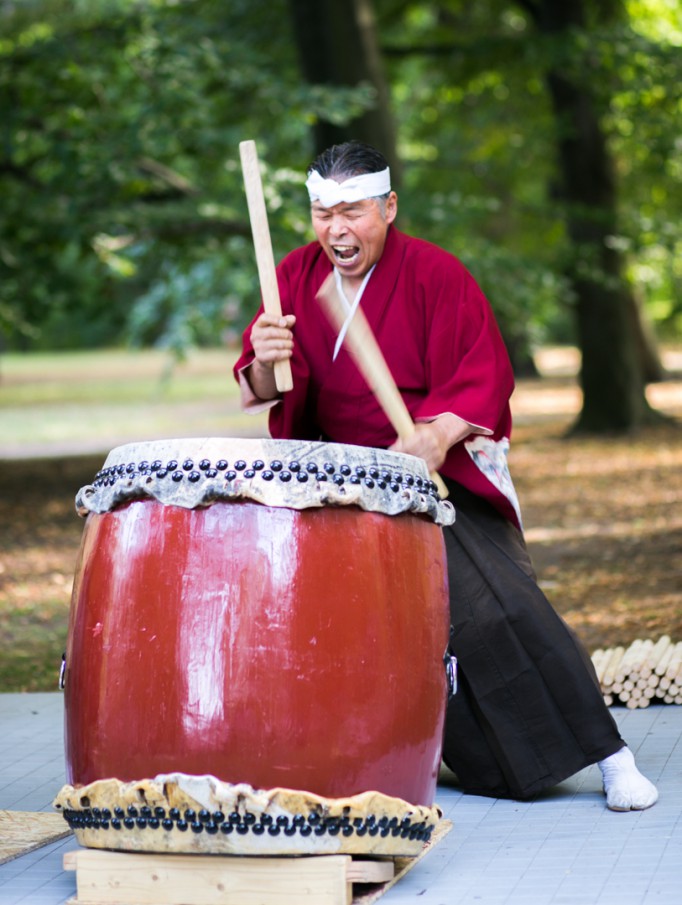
[332,244,360,265]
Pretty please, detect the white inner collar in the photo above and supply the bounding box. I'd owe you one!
[332,266,376,361]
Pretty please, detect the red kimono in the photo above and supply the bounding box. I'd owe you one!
[235,225,522,529]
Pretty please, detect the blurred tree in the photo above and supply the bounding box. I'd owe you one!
[519,0,664,430]
[0,0,372,352]
[289,0,402,179]
[378,0,681,431]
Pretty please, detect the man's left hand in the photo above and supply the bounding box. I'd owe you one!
[390,414,472,472]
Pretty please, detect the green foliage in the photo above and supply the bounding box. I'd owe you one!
[378,0,681,345]
[0,0,679,356]
[0,0,370,350]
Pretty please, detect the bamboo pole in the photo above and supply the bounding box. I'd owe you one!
[614,639,644,683]
[655,640,677,676]
[602,645,625,688]
[592,636,682,709]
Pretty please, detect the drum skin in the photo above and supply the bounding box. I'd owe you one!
[64,499,449,807]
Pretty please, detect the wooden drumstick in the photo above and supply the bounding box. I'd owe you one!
[239,140,293,393]
[316,273,449,498]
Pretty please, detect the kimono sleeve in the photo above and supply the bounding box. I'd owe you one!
[412,262,514,433]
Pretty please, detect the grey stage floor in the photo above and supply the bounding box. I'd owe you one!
[0,693,680,905]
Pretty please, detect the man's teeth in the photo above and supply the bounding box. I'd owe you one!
[333,245,359,262]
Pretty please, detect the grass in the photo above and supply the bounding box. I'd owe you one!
[0,347,267,454]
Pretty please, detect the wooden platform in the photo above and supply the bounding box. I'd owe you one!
[0,810,72,865]
[63,820,452,905]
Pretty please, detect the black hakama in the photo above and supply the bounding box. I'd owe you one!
[441,479,624,800]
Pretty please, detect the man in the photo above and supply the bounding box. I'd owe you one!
[234,140,658,811]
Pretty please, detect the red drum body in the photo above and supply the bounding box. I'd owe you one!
[64,439,452,808]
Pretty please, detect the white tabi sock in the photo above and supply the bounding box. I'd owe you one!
[598,746,658,811]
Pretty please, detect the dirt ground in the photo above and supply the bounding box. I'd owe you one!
[1,362,681,692]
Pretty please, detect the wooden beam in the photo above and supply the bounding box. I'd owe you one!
[64,849,394,905]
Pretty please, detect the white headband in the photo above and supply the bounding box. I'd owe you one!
[306,168,391,208]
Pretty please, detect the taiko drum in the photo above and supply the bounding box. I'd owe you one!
[63,439,453,807]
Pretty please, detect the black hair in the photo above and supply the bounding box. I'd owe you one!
[308,141,389,180]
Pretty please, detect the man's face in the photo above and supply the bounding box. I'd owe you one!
[311,191,398,284]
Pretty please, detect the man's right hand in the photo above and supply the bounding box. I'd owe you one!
[247,313,296,400]
[251,314,296,366]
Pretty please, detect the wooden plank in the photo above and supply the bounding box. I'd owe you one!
[0,810,71,865]
[63,819,452,905]
[239,138,293,394]
[63,850,395,884]
[65,849,352,905]
[353,818,453,904]
[347,860,394,884]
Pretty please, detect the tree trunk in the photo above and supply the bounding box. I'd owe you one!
[288,0,402,180]
[531,0,663,432]
[629,291,667,383]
